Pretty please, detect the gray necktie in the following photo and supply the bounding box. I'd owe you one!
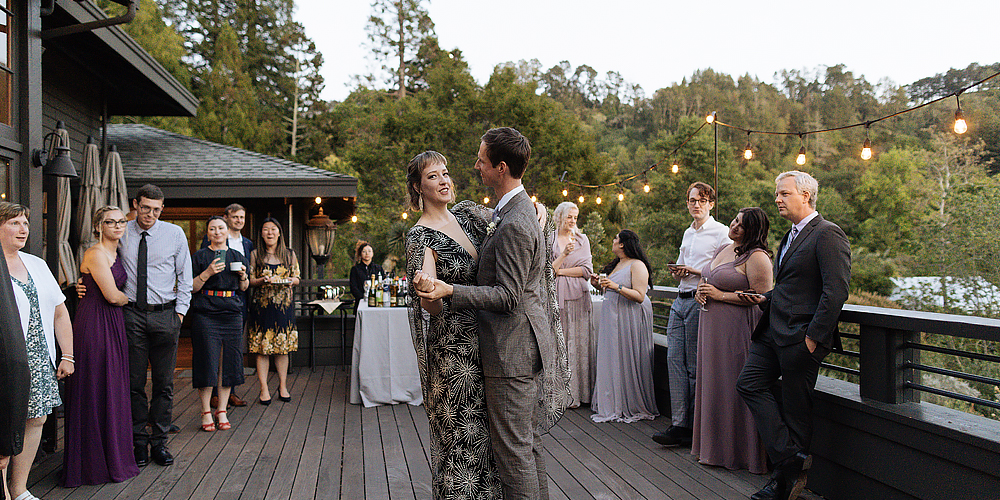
[779,226,799,265]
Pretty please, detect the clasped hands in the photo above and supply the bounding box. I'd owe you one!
[412,271,453,301]
[589,273,619,292]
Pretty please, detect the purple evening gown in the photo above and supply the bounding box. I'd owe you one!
[61,257,140,487]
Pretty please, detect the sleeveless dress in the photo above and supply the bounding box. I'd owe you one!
[591,263,659,423]
[692,247,768,474]
[11,273,61,419]
[405,201,502,499]
[248,260,300,355]
[62,257,140,486]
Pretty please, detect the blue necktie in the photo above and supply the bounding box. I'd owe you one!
[779,226,799,265]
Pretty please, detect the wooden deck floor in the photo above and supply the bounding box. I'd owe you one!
[27,366,823,499]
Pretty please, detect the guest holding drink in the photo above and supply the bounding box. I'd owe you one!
[61,206,140,487]
[246,218,300,405]
[190,216,249,431]
[551,201,594,407]
[589,229,658,423]
[692,207,772,474]
[349,240,382,311]
[1,202,74,500]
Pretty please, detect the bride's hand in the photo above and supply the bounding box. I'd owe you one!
[412,271,436,293]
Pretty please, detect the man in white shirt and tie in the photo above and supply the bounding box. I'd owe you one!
[653,182,731,447]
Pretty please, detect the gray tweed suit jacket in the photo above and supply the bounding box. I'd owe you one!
[451,190,554,378]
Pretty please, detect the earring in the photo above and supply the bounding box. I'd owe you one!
[418,195,424,211]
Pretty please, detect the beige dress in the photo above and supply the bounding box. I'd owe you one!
[552,232,594,406]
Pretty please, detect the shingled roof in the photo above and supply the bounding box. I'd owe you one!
[108,123,356,200]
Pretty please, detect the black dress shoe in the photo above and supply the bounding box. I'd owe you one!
[134,445,149,467]
[751,477,784,500]
[168,423,181,434]
[278,395,292,403]
[651,425,692,447]
[151,445,174,466]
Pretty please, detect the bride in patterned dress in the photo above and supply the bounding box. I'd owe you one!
[404,151,570,499]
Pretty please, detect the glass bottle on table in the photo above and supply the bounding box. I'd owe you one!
[368,274,377,307]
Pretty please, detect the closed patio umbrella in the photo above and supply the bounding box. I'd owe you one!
[76,137,105,265]
[104,144,129,215]
[43,125,78,287]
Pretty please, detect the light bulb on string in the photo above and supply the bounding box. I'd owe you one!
[671,162,679,174]
[595,195,602,205]
[351,215,358,223]
[618,191,625,202]
[706,111,716,124]
[484,196,490,204]
[402,212,408,220]
[578,193,585,204]
[860,123,873,161]
[954,94,968,134]
[743,131,753,161]
[796,134,806,166]
[530,195,537,203]
[562,188,568,197]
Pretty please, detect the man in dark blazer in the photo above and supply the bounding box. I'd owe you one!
[416,127,555,499]
[737,170,851,500]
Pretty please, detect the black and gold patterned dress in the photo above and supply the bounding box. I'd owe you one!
[247,260,300,355]
[405,201,502,499]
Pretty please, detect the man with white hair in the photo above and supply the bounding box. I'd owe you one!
[737,170,851,500]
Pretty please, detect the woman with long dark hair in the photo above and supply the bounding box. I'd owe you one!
[348,240,382,312]
[590,229,659,423]
[246,217,300,405]
[692,207,772,473]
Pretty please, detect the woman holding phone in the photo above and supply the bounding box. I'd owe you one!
[190,216,249,432]
[692,207,772,473]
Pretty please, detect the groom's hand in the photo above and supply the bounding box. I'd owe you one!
[412,271,436,293]
[416,279,453,301]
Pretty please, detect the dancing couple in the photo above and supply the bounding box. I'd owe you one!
[405,127,571,500]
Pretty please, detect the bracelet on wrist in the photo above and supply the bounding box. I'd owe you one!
[61,357,75,363]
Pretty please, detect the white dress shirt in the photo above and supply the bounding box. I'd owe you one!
[121,219,193,315]
[676,216,732,292]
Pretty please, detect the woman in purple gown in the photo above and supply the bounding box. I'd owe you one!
[692,207,772,474]
[61,206,139,487]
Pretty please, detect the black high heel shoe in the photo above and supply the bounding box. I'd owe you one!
[278,394,292,403]
[258,398,272,406]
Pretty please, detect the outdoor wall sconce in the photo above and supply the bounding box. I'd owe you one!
[306,200,337,280]
[32,132,78,178]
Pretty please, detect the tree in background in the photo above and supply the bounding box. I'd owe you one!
[363,0,435,99]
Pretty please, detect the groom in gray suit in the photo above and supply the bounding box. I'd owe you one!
[737,170,851,500]
[416,127,554,499]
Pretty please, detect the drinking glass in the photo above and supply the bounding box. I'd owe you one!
[698,277,709,312]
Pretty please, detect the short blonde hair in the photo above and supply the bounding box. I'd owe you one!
[92,206,124,237]
[553,201,579,229]
[0,201,29,226]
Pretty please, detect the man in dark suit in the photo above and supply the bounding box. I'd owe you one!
[737,170,851,500]
[416,127,555,499]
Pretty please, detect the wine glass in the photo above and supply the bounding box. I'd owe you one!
[698,277,709,312]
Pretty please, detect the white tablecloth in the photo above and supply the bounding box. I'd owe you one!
[349,304,423,407]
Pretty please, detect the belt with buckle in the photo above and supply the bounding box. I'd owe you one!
[127,300,176,312]
[202,290,235,297]
[677,291,696,299]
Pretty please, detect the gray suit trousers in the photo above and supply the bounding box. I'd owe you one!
[484,375,548,500]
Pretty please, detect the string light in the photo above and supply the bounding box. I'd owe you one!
[617,189,625,202]
[578,193,585,204]
[562,188,568,197]
[401,212,408,220]
[954,95,968,134]
[796,134,807,166]
[706,111,716,124]
[671,162,679,174]
[530,195,537,203]
[643,173,650,193]
[483,196,490,204]
[351,215,358,223]
[743,131,753,160]
[595,195,602,205]
[314,196,322,205]
[861,123,873,161]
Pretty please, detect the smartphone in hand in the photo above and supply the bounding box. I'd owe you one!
[736,291,766,300]
[214,249,226,265]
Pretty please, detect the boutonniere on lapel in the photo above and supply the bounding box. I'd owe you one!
[486,221,497,237]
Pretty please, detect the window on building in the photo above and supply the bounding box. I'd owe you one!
[0,1,10,126]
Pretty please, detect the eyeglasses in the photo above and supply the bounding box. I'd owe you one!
[687,198,711,206]
[137,205,162,215]
[102,219,128,227]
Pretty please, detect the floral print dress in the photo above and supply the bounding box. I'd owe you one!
[12,273,62,419]
[247,261,300,355]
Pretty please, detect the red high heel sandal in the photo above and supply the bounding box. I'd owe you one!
[215,410,231,431]
[200,411,216,432]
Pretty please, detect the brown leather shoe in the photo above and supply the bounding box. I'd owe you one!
[229,393,247,407]
[210,396,220,408]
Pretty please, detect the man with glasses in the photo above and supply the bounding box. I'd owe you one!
[653,182,731,447]
[122,184,192,467]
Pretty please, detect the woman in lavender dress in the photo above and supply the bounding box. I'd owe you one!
[692,207,772,474]
[62,206,139,487]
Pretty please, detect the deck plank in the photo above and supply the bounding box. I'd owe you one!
[27,368,822,500]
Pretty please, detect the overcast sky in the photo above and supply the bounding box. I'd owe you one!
[294,0,1000,103]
